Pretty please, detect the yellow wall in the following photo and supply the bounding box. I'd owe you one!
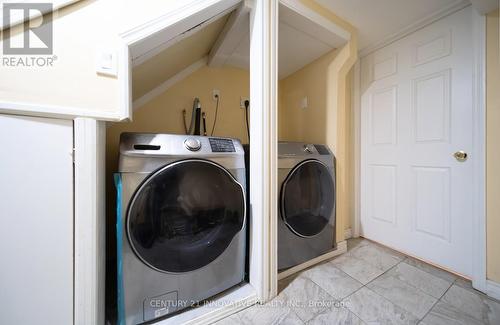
[486,9,500,283]
[106,65,249,199]
[279,0,358,241]
[107,65,249,170]
[279,49,339,143]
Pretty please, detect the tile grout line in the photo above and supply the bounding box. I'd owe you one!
[293,277,337,323]
[339,242,406,302]
[383,259,453,301]
[363,257,455,322]
[341,240,458,322]
[416,279,455,324]
[304,254,370,324]
[302,244,374,324]
[338,259,406,324]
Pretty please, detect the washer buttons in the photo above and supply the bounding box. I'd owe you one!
[184,138,201,151]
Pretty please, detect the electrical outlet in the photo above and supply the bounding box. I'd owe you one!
[300,96,308,109]
[212,89,220,101]
[240,97,249,109]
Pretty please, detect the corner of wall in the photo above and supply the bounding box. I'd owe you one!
[486,8,500,283]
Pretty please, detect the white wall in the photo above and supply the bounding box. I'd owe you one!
[0,0,215,117]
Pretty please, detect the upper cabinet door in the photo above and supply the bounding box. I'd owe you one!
[0,114,74,325]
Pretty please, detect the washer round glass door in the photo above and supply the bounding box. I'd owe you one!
[127,159,245,273]
[281,160,335,237]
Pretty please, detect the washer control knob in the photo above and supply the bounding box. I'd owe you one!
[184,138,201,151]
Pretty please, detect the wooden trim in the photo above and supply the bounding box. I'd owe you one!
[0,101,124,121]
[279,0,351,41]
[248,0,279,302]
[335,50,358,244]
[352,60,361,238]
[269,0,279,300]
[74,118,106,325]
[471,10,487,293]
[155,284,258,325]
[344,228,353,240]
[359,0,471,57]
[277,241,347,280]
[119,0,240,60]
[133,57,207,110]
[132,7,236,67]
[118,42,132,121]
[487,280,500,301]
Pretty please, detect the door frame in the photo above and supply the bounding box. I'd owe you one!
[353,8,487,292]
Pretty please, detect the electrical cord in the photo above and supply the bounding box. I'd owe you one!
[210,94,220,136]
[244,99,250,142]
[182,109,188,134]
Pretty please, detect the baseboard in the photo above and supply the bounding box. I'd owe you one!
[487,280,500,301]
[277,241,347,280]
[344,228,353,240]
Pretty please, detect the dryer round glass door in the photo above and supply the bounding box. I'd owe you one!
[281,159,335,237]
[127,159,245,273]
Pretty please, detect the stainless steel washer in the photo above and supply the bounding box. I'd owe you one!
[278,142,336,270]
[117,133,246,324]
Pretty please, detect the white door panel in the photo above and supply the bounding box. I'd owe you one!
[361,7,473,276]
[0,115,74,324]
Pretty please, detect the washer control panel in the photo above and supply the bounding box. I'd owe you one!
[209,138,235,152]
[184,138,201,151]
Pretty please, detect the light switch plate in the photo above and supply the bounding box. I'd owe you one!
[96,50,117,77]
[300,96,308,109]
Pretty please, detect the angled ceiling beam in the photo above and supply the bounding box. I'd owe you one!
[208,1,251,67]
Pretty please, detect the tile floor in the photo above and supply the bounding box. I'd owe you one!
[215,238,500,325]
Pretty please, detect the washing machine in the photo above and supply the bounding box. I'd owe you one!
[116,133,246,324]
[278,142,336,270]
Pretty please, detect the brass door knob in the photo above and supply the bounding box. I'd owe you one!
[453,150,468,162]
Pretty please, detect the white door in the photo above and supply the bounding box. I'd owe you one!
[360,7,474,277]
[0,114,74,324]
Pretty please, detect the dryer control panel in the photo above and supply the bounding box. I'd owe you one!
[209,138,235,152]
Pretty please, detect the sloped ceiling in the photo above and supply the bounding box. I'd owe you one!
[132,14,229,100]
[226,19,337,80]
[132,2,350,100]
[224,3,347,79]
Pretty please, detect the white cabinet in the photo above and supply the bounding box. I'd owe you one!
[0,114,74,325]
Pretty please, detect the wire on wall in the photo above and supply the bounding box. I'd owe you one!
[210,94,220,136]
[244,99,250,142]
